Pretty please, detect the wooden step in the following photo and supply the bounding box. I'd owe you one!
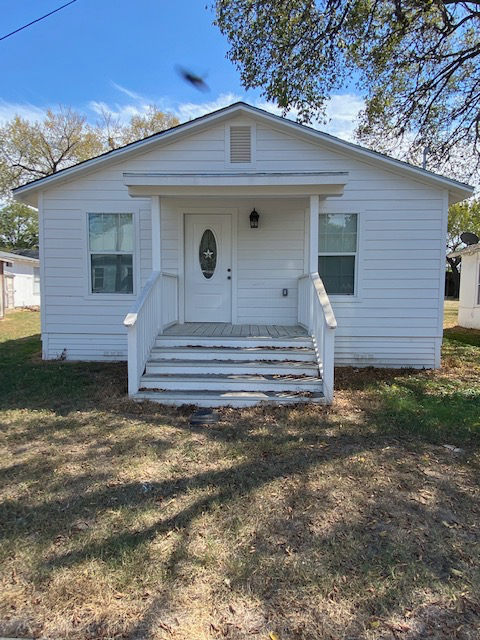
[149,346,316,362]
[155,335,313,349]
[133,389,326,408]
[140,373,323,393]
[145,358,318,376]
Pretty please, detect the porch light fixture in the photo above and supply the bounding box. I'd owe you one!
[249,208,259,228]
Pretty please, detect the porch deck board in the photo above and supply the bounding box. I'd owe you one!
[163,323,309,338]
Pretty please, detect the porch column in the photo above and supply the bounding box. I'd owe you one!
[309,194,319,273]
[151,195,162,272]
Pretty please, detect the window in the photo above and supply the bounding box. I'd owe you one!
[318,213,358,295]
[33,267,40,295]
[88,213,134,294]
[199,229,217,279]
[477,264,480,305]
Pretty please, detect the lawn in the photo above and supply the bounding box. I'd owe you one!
[0,306,479,640]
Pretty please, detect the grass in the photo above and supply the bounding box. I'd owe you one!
[0,306,479,639]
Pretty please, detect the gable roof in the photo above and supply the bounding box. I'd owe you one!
[12,102,474,205]
[448,242,480,258]
[0,249,39,265]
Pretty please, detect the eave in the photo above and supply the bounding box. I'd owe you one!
[11,102,474,207]
[123,171,348,198]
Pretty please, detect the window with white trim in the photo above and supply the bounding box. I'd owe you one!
[88,213,134,294]
[477,263,480,305]
[318,213,358,295]
[33,267,40,295]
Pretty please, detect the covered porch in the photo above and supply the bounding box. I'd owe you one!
[122,172,342,405]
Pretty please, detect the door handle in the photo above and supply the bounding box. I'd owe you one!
[227,275,231,280]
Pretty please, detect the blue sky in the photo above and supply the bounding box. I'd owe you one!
[1,0,363,139]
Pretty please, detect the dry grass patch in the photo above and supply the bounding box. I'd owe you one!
[0,306,479,639]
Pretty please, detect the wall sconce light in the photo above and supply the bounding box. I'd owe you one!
[249,208,259,228]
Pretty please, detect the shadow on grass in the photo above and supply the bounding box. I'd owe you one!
[1,329,480,637]
[1,401,479,639]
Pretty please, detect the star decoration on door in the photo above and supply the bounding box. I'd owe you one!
[203,249,214,259]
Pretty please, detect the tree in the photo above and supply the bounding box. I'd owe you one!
[122,106,179,145]
[0,107,103,196]
[94,105,179,150]
[0,105,180,196]
[0,202,38,250]
[447,198,480,296]
[214,1,480,178]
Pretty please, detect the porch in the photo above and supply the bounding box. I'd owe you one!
[124,270,336,407]
[163,322,309,338]
[122,174,341,406]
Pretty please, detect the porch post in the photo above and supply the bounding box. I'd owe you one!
[309,195,319,273]
[151,195,163,335]
[151,195,162,272]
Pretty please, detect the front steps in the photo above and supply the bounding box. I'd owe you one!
[134,332,325,407]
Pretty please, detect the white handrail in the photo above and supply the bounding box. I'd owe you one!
[162,272,178,329]
[310,272,337,330]
[124,271,161,327]
[124,271,178,396]
[298,272,337,404]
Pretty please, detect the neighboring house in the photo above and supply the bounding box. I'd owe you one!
[0,255,8,319]
[448,243,480,329]
[0,249,40,310]
[12,103,473,406]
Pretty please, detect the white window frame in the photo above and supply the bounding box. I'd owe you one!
[83,205,139,301]
[317,203,364,302]
[33,267,40,295]
[477,260,480,306]
[225,120,256,168]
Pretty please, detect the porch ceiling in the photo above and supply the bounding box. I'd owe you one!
[123,171,348,198]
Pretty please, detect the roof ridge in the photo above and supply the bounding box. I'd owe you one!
[12,101,474,197]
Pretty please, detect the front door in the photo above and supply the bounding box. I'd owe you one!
[184,214,232,322]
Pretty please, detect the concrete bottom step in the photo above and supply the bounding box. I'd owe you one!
[133,389,326,408]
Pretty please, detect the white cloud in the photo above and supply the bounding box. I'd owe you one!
[111,82,145,101]
[0,85,365,144]
[87,83,365,142]
[0,99,46,125]
[88,99,150,123]
[255,94,364,142]
[87,88,245,126]
[324,94,365,141]
[174,92,243,121]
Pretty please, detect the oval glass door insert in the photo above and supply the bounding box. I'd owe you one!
[199,229,217,279]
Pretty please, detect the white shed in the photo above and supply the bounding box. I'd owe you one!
[0,250,40,309]
[12,102,474,406]
[448,243,480,329]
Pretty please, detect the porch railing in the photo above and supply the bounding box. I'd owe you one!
[298,272,337,404]
[124,271,179,396]
[162,272,178,328]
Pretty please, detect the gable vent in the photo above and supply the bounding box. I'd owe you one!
[230,126,251,163]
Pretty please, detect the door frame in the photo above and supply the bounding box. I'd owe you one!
[177,207,238,324]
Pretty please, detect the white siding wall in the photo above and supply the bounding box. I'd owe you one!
[159,197,305,325]
[40,116,447,368]
[255,123,446,368]
[458,253,480,329]
[4,260,40,307]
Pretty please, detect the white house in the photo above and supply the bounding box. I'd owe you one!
[12,103,473,406]
[448,243,480,329]
[0,249,40,310]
